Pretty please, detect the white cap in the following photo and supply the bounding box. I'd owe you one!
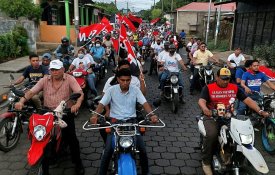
[49,60,63,69]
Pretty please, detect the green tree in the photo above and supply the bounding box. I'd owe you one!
[151,9,162,19]
[95,2,119,16]
[141,10,151,20]
[0,0,41,22]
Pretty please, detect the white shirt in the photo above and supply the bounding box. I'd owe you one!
[71,57,91,70]
[85,54,95,64]
[103,75,140,93]
[161,53,182,72]
[158,50,169,62]
[151,42,164,55]
[227,53,245,66]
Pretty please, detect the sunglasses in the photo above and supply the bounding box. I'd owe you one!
[220,77,230,81]
[217,108,225,112]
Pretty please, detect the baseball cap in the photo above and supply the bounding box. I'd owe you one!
[49,60,63,69]
[217,68,231,80]
[42,53,52,60]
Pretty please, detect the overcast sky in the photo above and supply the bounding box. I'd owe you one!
[94,0,160,12]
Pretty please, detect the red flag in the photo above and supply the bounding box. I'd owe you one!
[150,18,160,25]
[128,13,142,28]
[120,24,137,65]
[101,17,113,33]
[112,38,119,53]
[79,24,105,41]
[122,16,136,32]
[115,13,123,24]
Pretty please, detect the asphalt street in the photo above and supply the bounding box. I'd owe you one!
[0,52,275,175]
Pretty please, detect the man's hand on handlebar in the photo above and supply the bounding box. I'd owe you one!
[14,102,24,111]
[150,114,158,123]
[90,115,98,124]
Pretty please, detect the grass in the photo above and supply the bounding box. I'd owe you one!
[207,39,230,52]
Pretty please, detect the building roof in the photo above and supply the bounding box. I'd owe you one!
[176,2,236,12]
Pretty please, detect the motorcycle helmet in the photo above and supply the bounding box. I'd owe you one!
[61,37,69,44]
[138,40,143,47]
[169,44,176,50]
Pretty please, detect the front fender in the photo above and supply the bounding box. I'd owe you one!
[237,145,269,174]
[118,153,136,175]
[28,137,50,166]
[0,112,16,119]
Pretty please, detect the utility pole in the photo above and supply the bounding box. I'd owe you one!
[214,0,222,46]
[205,0,212,44]
[115,0,117,7]
[65,0,70,40]
[154,0,155,9]
[171,0,173,11]
[74,0,79,46]
[127,2,129,13]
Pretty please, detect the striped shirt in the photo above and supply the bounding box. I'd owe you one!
[31,73,82,109]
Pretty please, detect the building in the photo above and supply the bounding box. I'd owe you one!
[175,2,236,36]
[38,0,109,43]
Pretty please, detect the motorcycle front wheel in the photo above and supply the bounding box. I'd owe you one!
[239,166,259,175]
[261,118,275,155]
[28,158,43,175]
[0,117,21,152]
[171,93,179,113]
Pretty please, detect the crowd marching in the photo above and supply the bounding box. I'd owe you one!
[1,13,273,175]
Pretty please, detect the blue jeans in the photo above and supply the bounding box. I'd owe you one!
[160,70,183,91]
[87,73,97,96]
[237,92,260,115]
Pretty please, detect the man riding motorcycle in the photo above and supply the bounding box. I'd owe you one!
[90,68,158,175]
[198,68,269,175]
[159,44,187,102]
[54,37,75,70]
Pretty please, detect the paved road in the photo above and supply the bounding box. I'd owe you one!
[1,55,275,175]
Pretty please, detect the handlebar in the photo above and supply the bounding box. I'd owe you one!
[82,118,165,131]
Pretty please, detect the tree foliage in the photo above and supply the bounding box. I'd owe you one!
[0,0,41,22]
[95,2,119,16]
[151,9,162,19]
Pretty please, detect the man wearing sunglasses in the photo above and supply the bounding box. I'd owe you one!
[198,68,269,175]
[190,42,218,95]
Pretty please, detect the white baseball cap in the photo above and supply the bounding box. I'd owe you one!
[49,60,63,69]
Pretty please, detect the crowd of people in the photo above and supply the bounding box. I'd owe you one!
[11,22,275,175]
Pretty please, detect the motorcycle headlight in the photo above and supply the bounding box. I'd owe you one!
[8,92,16,102]
[270,100,275,109]
[240,134,253,144]
[205,70,213,76]
[33,125,46,141]
[170,75,178,84]
[119,136,133,148]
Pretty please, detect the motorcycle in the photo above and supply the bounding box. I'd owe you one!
[163,71,183,113]
[197,62,215,87]
[92,60,106,82]
[55,53,74,72]
[0,74,36,152]
[142,45,151,61]
[27,93,81,175]
[245,91,275,155]
[197,98,269,175]
[83,101,165,175]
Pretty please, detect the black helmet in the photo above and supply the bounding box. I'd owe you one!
[169,44,176,49]
[61,37,69,43]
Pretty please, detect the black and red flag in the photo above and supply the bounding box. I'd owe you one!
[128,13,142,28]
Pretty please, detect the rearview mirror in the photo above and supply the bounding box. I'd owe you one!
[10,74,14,80]
[153,99,161,107]
[70,93,81,100]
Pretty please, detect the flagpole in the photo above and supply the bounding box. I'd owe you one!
[117,15,122,63]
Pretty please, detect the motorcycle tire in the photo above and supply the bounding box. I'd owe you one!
[261,118,275,155]
[28,158,43,175]
[172,93,179,113]
[0,117,21,152]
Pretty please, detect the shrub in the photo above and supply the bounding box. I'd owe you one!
[0,26,29,60]
[0,0,41,23]
[253,41,275,68]
[207,39,230,52]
